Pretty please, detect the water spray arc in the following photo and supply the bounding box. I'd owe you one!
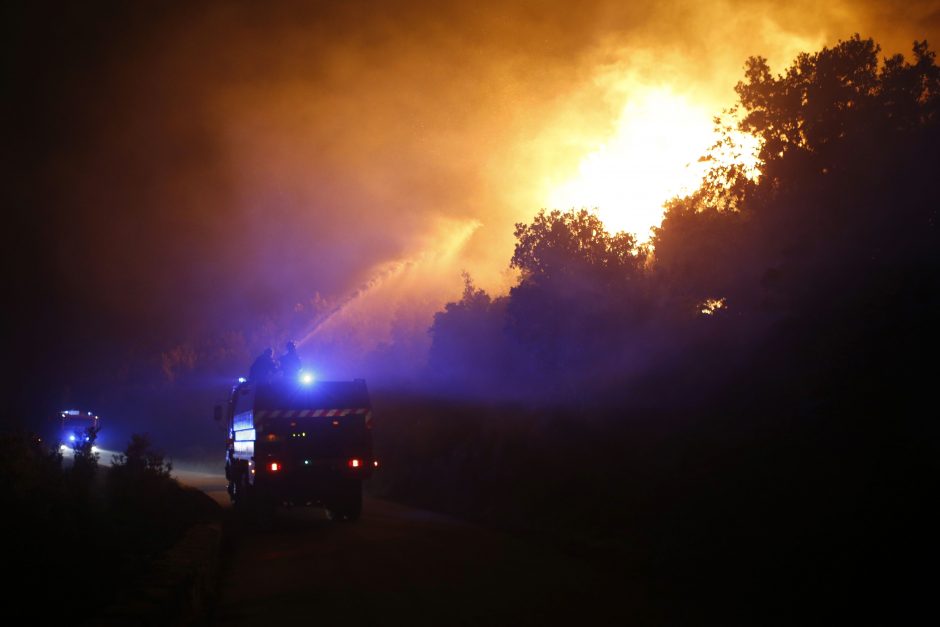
[297,257,417,347]
[296,218,482,350]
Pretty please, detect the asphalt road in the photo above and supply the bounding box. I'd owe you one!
[177,471,642,626]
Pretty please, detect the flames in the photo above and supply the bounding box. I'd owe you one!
[544,87,720,240]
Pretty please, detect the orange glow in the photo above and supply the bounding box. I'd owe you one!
[700,297,728,315]
[545,88,759,240]
[66,1,927,371]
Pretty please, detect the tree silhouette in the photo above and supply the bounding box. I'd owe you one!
[427,273,509,390]
[510,209,646,286]
[507,209,649,376]
[430,36,939,405]
[70,425,100,484]
[111,433,172,479]
[654,36,939,324]
[417,36,940,623]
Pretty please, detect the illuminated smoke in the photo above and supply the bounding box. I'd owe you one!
[297,218,482,362]
[27,0,939,366]
[297,258,416,347]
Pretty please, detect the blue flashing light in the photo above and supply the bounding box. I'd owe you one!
[237,377,247,384]
[69,435,76,442]
[299,371,315,385]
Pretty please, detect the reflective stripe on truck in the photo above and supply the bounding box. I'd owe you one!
[254,408,372,419]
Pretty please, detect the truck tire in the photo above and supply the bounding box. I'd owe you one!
[344,481,363,522]
[233,475,276,526]
[328,479,362,522]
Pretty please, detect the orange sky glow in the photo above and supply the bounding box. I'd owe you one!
[47,0,940,367]
[201,1,940,362]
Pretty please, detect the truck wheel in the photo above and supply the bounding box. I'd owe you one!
[343,483,362,522]
[329,479,362,522]
[233,476,275,526]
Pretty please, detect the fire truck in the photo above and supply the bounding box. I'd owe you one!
[217,374,376,521]
[56,409,100,452]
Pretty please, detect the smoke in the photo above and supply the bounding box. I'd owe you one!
[11,0,939,397]
[297,217,482,373]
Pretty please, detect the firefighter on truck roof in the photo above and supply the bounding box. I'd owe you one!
[279,340,302,379]
[249,348,277,382]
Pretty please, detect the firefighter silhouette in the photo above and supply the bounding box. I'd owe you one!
[279,340,302,378]
[248,348,278,382]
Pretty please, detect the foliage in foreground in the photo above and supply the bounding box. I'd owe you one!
[2,431,218,617]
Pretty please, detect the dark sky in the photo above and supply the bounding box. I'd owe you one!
[5,0,939,424]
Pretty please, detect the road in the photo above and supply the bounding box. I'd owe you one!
[176,471,644,626]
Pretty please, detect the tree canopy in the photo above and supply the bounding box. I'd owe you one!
[654,35,939,319]
[511,208,646,287]
[430,35,939,401]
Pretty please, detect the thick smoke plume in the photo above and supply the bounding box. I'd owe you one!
[7,0,938,420]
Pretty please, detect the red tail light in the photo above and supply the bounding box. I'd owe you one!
[348,458,360,468]
[269,462,280,472]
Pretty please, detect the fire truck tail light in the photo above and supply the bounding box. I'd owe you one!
[269,462,280,472]
[348,458,360,468]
